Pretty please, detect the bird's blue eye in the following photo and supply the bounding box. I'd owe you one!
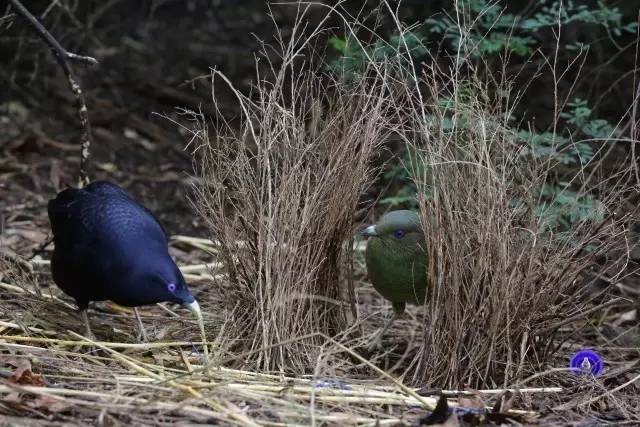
[167,283,177,293]
[393,229,406,239]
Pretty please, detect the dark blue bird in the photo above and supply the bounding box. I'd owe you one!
[48,181,202,339]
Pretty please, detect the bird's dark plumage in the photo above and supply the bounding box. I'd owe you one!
[48,181,197,313]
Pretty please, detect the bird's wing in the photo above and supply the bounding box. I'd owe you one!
[48,184,168,248]
[85,181,169,238]
[84,196,168,248]
[84,181,129,197]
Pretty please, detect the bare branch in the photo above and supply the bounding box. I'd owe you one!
[9,0,97,187]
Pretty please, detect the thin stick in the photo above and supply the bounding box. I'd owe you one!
[133,307,149,342]
[0,321,59,336]
[0,383,227,421]
[539,298,626,334]
[27,234,53,261]
[8,0,96,187]
[0,334,205,349]
[0,281,75,309]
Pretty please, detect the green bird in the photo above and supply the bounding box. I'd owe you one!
[361,210,428,348]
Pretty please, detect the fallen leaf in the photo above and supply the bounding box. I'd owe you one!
[7,358,46,386]
[32,394,71,413]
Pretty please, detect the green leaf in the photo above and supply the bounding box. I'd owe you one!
[328,37,347,54]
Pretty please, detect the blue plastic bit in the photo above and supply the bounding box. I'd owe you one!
[570,349,603,376]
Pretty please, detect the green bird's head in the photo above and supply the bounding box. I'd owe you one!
[361,210,423,244]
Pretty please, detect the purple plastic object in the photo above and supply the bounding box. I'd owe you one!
[570,349,603,376]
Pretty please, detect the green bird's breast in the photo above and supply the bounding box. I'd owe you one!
[365,235,428,305]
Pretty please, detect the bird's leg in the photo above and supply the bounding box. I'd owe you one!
[367,313,397,351]
[368,302,405,351]
[133,307,149,342]
[79,308,96,340]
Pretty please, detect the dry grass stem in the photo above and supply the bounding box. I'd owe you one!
[377,2,639,394]
[190,7,395,372]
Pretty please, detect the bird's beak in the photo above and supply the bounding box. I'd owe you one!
[184,300,202,321]
[360,225,378,237]
[183,299,210,371]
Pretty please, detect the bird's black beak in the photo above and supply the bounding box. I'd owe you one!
[360,225,378,237]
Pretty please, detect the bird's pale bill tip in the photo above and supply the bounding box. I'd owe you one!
[360,225,378,237]
[184,300,202,320]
